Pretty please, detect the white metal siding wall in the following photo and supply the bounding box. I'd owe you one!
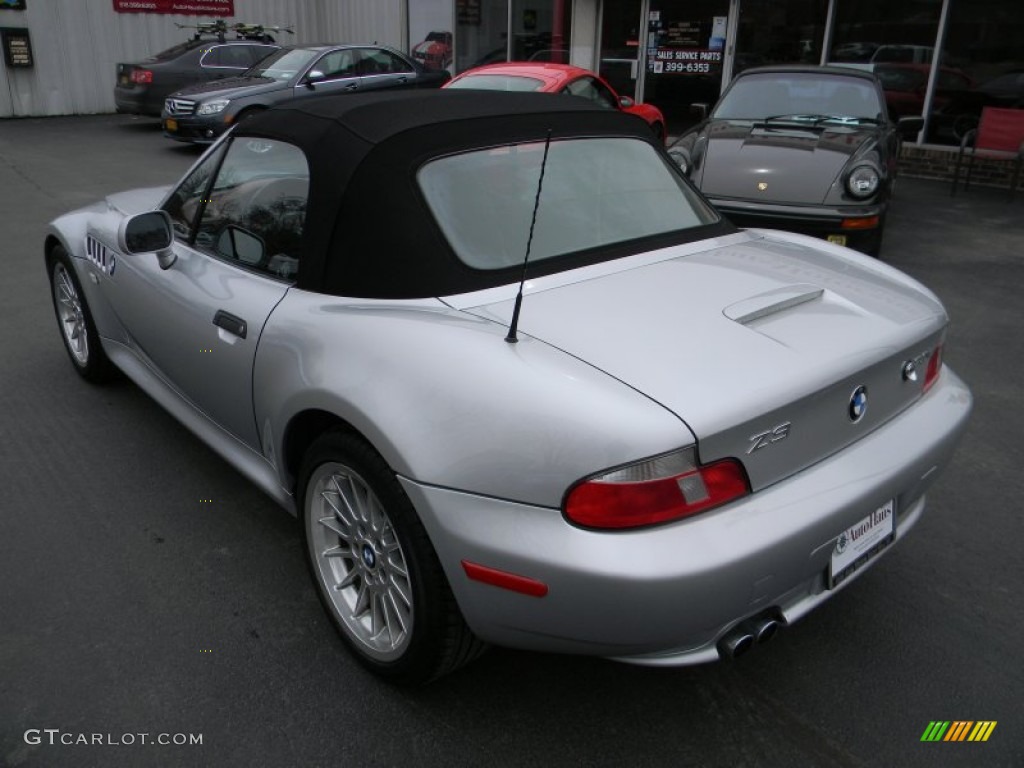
[0,0,405,117]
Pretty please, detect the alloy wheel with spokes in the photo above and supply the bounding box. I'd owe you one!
[48,246,114,383]
[308,461,414,661]
[54,263,89,365]
[299,431,486,684]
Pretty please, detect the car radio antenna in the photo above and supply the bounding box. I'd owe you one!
[505,129,552,344]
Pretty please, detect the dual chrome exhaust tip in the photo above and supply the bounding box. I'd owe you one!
[718,613,782,659]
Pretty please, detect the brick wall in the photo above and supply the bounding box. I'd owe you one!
[899,143,1024,191]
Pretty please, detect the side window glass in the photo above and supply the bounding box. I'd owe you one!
[566,77,617,110]
[199,46,222,67]
[194,138,309,281]
[386,51,414,74]
[218,46,254,68]
[315,49,357,79]
[590,78,620,110]
[247,45,277,66]
[357,49,413,75]
[162,142,228,241]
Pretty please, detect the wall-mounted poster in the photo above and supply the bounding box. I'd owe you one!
[112,0,234,15]
[409,0,453,73]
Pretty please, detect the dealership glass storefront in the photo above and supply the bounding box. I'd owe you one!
[408,0,1023,144]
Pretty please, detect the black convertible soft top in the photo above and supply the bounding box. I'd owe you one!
[237,89,730,298]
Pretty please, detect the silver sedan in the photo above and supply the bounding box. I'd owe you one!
[45,90,971,683]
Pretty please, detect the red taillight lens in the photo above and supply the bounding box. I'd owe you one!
[564,449,750,529]
[131,69,153,84]
[923,343,943,393]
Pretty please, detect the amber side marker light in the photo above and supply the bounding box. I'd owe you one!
[841,216,880,230]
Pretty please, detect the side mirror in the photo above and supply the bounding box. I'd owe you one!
[619,95,635,109]
[305,69,325,87]
[119,210,176,269]
[897,115,924,138]
[690,103,709,120]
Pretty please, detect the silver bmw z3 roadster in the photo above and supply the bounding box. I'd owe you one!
[46,90,971,683]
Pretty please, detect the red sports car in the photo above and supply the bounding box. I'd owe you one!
[445,62,667,142]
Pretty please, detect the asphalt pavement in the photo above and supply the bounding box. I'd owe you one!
[1,114,1022,768]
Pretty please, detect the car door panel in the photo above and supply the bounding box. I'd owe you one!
[105,241,288,448]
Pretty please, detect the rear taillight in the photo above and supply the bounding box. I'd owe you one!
[923,343,943,393]
[564,448,750,529]
[131,69,153,84]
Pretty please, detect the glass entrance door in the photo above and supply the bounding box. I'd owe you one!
[642,0,733,132]
[598,0,644,102]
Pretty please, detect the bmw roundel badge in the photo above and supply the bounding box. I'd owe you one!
[849,385,868,422]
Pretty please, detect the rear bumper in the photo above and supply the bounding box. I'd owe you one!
[114,87,163,117]
[711,197,887,254]
[399,366,971,664]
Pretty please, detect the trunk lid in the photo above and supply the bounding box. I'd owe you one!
[463,232,946,490]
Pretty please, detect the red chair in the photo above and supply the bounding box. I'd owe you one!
[952,107,1024,198]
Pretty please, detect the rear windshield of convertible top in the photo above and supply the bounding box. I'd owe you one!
[418,137,718,270]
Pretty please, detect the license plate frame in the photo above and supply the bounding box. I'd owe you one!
[164,118,178,132]
[829,499,895,588]
[827,234,847,246]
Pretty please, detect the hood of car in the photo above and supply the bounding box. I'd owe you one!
[696,119,879,204]
[464,231,945,488]
[105,186,171,216]
[170,76,285,100]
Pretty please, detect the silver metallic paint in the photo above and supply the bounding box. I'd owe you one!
[46,154,971,666]
[463,231,947,491]
[399,368,969,661]
[252,290,694,507]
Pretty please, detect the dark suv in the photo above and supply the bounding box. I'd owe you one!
[116,38,279,117]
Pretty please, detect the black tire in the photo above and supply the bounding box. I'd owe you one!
[298,430,485,684]
[47,245,116,383]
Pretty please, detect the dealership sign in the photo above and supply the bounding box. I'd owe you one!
[112,0,234,14]
[651,48,722,75]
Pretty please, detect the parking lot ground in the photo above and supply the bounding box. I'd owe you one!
[1,115,1022,767]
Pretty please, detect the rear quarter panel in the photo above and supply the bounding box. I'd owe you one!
[253,289,694,507]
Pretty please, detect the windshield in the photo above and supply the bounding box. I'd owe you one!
[246,48,319,80]
[447,74,545,92]
[418,137,718,270]
[713,73,884,122]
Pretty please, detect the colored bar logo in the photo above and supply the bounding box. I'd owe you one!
[921,721,997,742]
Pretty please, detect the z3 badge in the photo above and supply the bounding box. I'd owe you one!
[748,422,791,454]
